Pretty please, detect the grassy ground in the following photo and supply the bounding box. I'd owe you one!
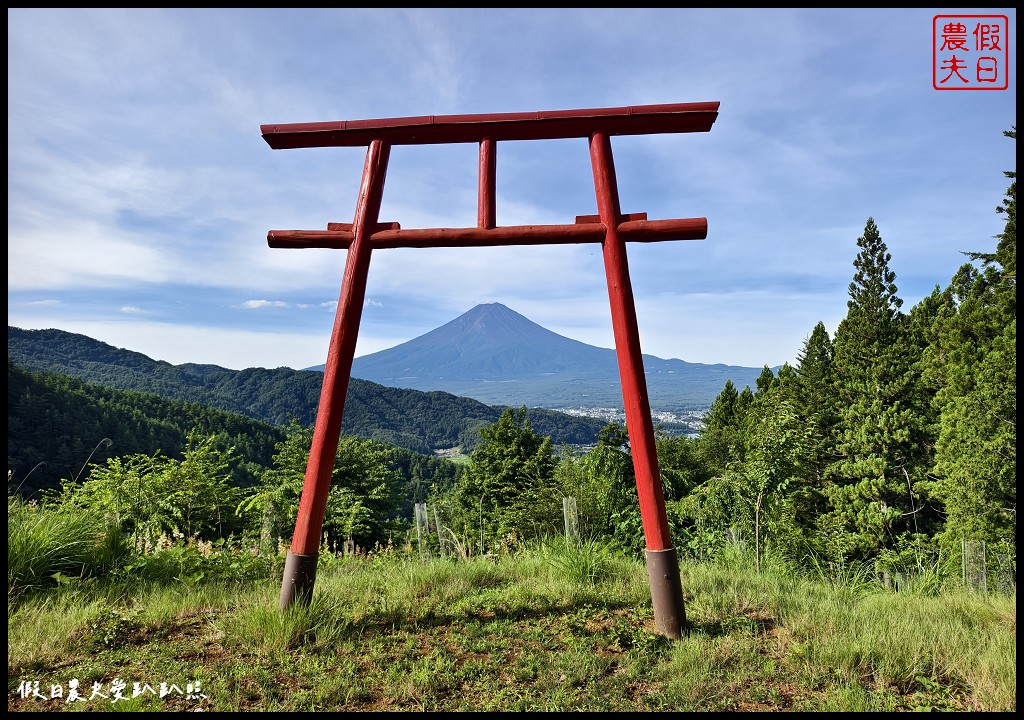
[7,542,1016,712]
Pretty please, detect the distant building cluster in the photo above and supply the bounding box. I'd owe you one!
[552,406,706,436]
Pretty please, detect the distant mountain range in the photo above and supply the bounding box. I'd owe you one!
[309,303,770,412]
[8,304,767,465]
[7,326,614,456]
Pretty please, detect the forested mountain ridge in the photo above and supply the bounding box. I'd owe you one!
[7,326,611,456]
[7,360,465,517]
[7,360,285,495]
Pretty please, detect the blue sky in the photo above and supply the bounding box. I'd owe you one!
[8,8,1016,371]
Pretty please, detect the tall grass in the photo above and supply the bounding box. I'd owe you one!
[7,495,129,600]
[536,537,619,585]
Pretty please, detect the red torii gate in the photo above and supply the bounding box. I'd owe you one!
[262,101,719,639]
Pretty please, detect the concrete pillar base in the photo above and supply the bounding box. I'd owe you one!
[646,547,687,639]
[279,551,318,610]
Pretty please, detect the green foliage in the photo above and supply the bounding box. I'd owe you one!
[386,445,464,516]
[238,420,405,552]
[676,370,813,568]
[680,133,1014,577]
[755,365,775,394]
[736,380,806,572]
[238,419,312,550]
[330,435,406,550]
[655,432,709,503]
[702,379,739,434]
[115,540,280,588]
[793,321,838,484]
[927,319,1015,547]
[50,431,245,547]
[674,474,742,561]
[7,360,284,495]
[582,425,644,554]
[86,601,141,650]
[919,130,1015,554]
[699,379,746,475]
[873,533,951,597]
[553,423,685,557]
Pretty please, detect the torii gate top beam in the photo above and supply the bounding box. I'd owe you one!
[261,101,719,149]
[263,102,719,250]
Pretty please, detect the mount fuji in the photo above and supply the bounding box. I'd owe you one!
[309,303,768,412]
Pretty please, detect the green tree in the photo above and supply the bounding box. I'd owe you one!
[921,129,1016,555]
[448,407,559,553]
[240,420,404,553]
[755,365,776,394]
[239,419,312,550]
[162,431,244,541]
[679,379,747,560]
[656,431,709,504]
[794,322,836,468]
[654,429,713,559]
[821,218,931,564]
[785,322,838,554]
[581,424,644,553]
[699,379,746,474]
[737,383,807,572]
[556,427,627,544]
[329,435,405,552]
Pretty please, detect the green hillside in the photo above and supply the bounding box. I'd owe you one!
[8,326,611,457]
[7,361,465,515]
[7,360,284,495]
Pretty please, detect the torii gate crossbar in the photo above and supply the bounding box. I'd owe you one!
[263,102,719,639]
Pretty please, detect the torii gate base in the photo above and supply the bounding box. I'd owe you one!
[263,102,720,640]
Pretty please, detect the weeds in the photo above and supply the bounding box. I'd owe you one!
[538,536,619,585]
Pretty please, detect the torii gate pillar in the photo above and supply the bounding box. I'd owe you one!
[262,102,720,639]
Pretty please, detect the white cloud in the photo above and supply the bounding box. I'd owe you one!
[8,225,175,291]
[239,300,289,309]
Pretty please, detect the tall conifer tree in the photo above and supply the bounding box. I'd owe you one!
[821,218,929,563]
[699,380,744,473]
[784,322,838,552]
[794,321,836,482]
[922,129,1016,553]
